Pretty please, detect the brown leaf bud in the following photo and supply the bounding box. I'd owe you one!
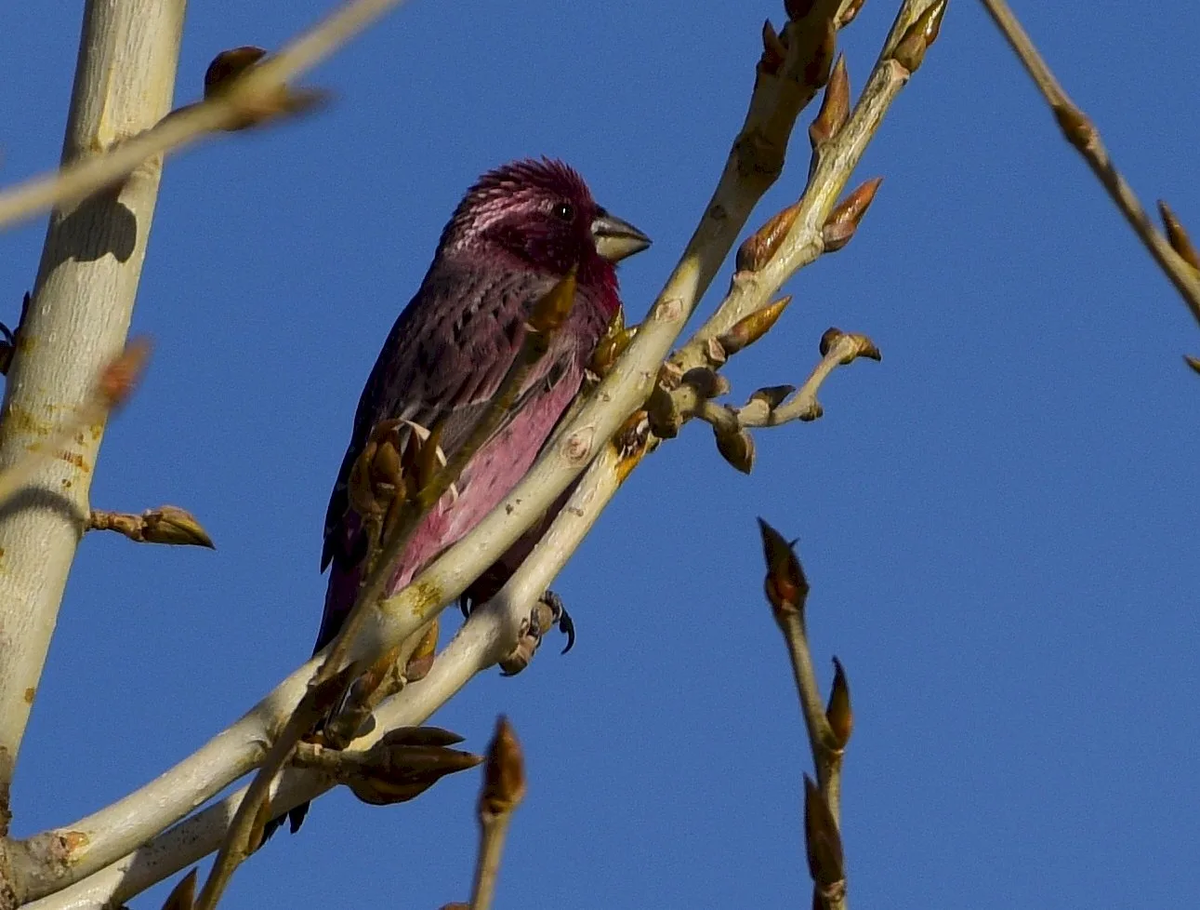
[1186,355,1200,376]
[820,327,882,363]
[141,505,215,549]
[893,0,946,73]
[714,425,755,474]
[803,775,846,897]
[203,47,268,98]
[527,266,578,334]
[480,716,526,818]
[737,202,802,272]
[1158,200,1200,272]
[1053,103,1096,151]
[161,868,198,910]
[826,656,853,748]
[340,729,482,806]
[809,55,849,149]
[756,518,809,617]
[98,337,152,411]
[750,384,797,410]
[717,296,793,356]
[760,20,788,76]
[590,320,637,377]
[822,177,883,253]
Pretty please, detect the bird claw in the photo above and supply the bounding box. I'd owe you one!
[497,589,576,675]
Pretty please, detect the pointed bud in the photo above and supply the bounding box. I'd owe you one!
[822,177,883,253]
[590,319,637,377]
[820,327,881,362]
[803,775,846,897]
[334,728,482,806]
[751,384,797,410]
[202,46,325,131]
[1185,355,1200,376]
[893,0,946,73]
[480,716,526,818]
[714,425,755,474]
[836,0,867,29]
[98,337,151,411]
[718,296,793,356]
[1158,200,1200,272]
[141,505,215,549]
[757,518,808,618]
[161,868,198,910]
[528,267,578,334]
[760,20,788,76]
[737,202,803,272]
[826,657,853,748]
[203,46,268,98]
[809,56,849,149]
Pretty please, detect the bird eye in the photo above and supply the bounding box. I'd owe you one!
[552,201,574,222]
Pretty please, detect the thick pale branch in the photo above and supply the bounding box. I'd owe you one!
[0,0,410,232]
[978,0,1200,330]
[0,0,184,835]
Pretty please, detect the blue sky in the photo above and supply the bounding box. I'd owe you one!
[3,1,1199,908]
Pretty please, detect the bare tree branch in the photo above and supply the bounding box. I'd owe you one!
[0,0,410,232]
[0,0,185,854]
[17,4,947,906]
[468,718,526,910]
[978,0,1200,332]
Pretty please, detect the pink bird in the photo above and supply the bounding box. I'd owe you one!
[276,159,649,836]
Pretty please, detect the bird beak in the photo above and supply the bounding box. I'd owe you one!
[592,209,651,263]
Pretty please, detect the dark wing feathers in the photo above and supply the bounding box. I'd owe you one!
[321,261,568,573]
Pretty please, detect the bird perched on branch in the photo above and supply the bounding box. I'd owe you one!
[273,158,649,837]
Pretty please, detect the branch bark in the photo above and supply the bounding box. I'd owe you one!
[0,0,186,843]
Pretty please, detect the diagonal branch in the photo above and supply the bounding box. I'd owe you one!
[0,0,410,232]
[978,0,1200,332]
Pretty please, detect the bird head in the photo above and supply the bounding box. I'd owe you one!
[442,158,650,289]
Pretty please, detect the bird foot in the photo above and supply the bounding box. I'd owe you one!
[498,589,575,676]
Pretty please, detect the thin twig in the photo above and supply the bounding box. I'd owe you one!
[0,0,410,232]
[469,718,525,910]
[0,340,149,512]
[87,506,214,548]
[978,0,1200,330]
[758,520,849,910]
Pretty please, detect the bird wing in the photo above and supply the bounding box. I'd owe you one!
[321,260,572,574]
